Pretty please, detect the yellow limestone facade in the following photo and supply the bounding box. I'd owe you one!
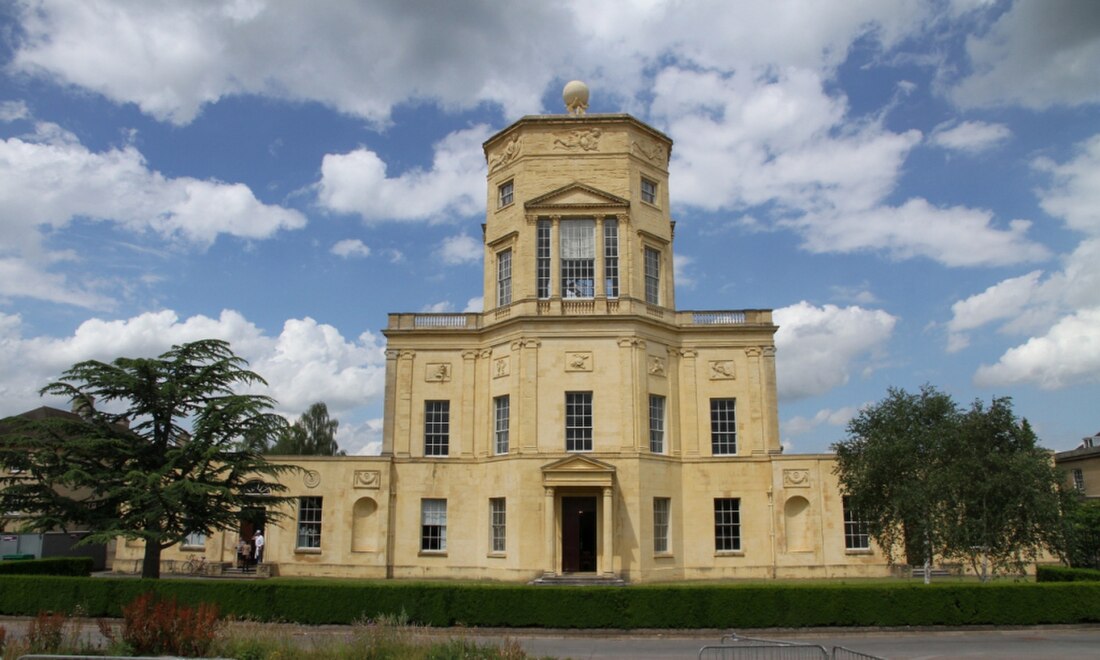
[116,99,891,582]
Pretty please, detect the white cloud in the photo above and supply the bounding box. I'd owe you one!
[331,238,371,259]
[0,100,29,122]
[929,120,1010,153]
[774,302,898,401]
[317,126,489,223]
[951,0,1100,109]
[463,297,484,313]
[946,270,1044,351]
[7,2,932,125]
[0,310,385,433]
[673,254,695,289]
[782,406,858,437]
[421,301,454,314]
[342,418,384,456]
[0,123,306,307]
[974,306,1100,389]
[437,234,482,266]
[1035,134,1100,235]
[652,67,1046,268]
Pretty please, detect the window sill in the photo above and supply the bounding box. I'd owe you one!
[714,550,744,557]
[295,547,322,555]
[487,552,506,559]
[653,552,674,559]
[845,548,873,555]
[419,550,448,557]
[180,545,205,552]
[496,202,514,212]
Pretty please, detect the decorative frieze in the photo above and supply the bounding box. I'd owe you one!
[488,134,521,173]
[353,470,381,489]
[493,356,510,379]
[425,363,452,382]
[709,360,735,380]
[553,128,602,152]
[565,351,593,372]
[783,469,810,488]
[648,355,666,377]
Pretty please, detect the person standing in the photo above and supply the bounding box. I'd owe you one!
[253,529,265,564]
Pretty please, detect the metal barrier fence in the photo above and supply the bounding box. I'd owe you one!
[699,632,884,660]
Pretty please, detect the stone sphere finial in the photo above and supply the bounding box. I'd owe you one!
[563,80,589,116]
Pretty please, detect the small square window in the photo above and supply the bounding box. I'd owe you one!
[498,181,514,208]
[641,177,657,204]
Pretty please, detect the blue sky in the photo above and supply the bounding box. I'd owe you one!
[1,1,1099,455]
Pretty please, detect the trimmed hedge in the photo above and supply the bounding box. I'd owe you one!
[1,576,1100,628]
[0,557,93,577]
[1037,565,1100,582]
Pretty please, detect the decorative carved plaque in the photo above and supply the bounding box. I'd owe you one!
[565,351,593,372]
[425,362,452,382]
[649,356,666,377]
[353,470,381,489]
[303,470,321,489]
[493,356,509,379]
[632,139,667,164]
[553,128,602,151]
[783,469,810,488]
[709,360,735,380]
[488,134,521,173]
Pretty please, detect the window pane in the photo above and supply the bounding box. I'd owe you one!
[649,394,665,453]
[537,220,551,299]
[297,496,323,549]
[565,391,593,452]
[561,219,595,298]
[425,401,450,456]
[654,497,670,554]
[644,247,660,305]
[494,395,510,455]
[498,181,513,207]
[711,398,736,455]
[714,498,740,552]
[604,219,619,298]
[490,498,506,553]
[421,499,447,551]
[642,178,657,204]
[843,496,870,550]
[497,249,512,306]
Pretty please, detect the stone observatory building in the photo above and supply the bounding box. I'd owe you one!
[116,82,888,582]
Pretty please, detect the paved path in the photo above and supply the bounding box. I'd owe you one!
[2,617,1098,658]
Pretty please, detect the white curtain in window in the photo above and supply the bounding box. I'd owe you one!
[422,500,447,525]
[560,219,594,258]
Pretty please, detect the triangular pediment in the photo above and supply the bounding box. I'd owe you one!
[541,454,616,474]
[541,455,616,488]
[525,183,630,211]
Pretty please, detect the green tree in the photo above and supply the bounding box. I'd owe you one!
[833,385,957,581]
[940,398,1062,579]
[833,386,1062,582]
[267,402,344,456]
[1061,494,1100,569]
[0,339,295,578]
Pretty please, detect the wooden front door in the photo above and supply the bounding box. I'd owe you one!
[561,496,597,573]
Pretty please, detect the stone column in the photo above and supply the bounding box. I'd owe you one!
[381,349,400,456]
[549,215,561,302]
[460,350,478,457]
[680,349,700,456]
[602,486,614,577]
[594,216,605,299]
[395,350,415,457]
[746,347,765,455]
[544,487,556,576]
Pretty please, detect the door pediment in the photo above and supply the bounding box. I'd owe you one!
[541,455,615,488]
[525,183,630,211]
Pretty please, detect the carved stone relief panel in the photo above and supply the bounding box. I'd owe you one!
[488,134,521,173]
[493,356,510,379]
[553,128,602,151]
[648,355,666,377]
[783,469,810,488]
[425,362,452,382]
[565,351,593,372]
[631,139,667,165]
[709,360,735,380]
[353,470,381,489]
[303,470,321,489]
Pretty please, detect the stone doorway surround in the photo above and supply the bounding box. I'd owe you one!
[540,455,616,578]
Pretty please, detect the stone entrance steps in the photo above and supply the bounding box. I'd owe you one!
[529,573,626,586]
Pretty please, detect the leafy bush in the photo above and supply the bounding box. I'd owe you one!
[0,557,93,577]
[1036,565,1100,582]
[26,611,66,653]
[101,592,222,657]
[2,576,1100,628]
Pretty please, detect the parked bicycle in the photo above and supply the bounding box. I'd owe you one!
[180,554,207,576]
